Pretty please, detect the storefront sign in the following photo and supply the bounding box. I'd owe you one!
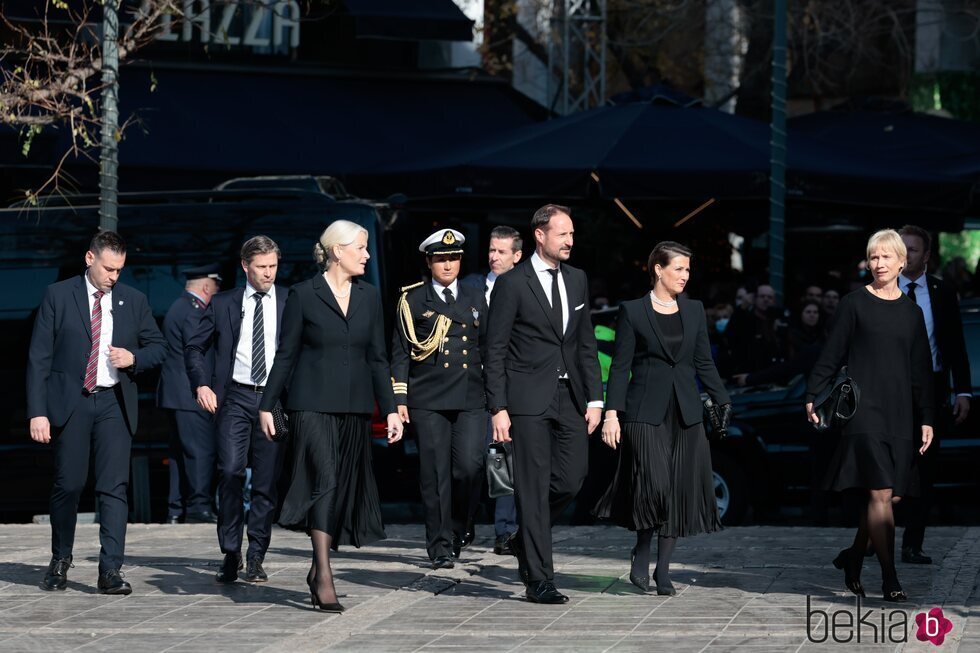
[151,0,301,50]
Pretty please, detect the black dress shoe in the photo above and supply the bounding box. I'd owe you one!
[97,569,132,595]
[901,547,933,564]
[185,510,218,524]
[460,523,475,549]
[832,548,865,597]
[494,533,516,556]
[526,580,569,604]
[216,553,243,583]
[882,579,908,602]
[40,556,72,591]
[432,555,455,570]
[451,533,462,559]
[245,558,268,582]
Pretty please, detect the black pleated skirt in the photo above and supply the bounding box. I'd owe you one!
[277,411,386,549]
[594,396,721,538]
[822,430,917,497]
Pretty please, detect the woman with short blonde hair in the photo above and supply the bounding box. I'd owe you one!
[805,228,934,602]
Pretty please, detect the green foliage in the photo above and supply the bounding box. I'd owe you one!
[939,231,980,271]
[910,72,980,123]
[20,124,43,157]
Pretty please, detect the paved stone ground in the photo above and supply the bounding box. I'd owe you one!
[0,523,977,652]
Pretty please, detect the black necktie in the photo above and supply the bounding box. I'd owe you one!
[251,292,266,385]
[547,268,563,334]
[443,287,456,305]
[906,281,917,304]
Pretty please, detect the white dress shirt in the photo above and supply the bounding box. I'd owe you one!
[432,278,460,304]
[85,273,119,388]
[529,253,603,409]
[233,283,278,385]
[484,272,498,306]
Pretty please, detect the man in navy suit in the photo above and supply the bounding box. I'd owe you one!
[185,236,287,584]
[27,231,167,595]
[157,263,222,525]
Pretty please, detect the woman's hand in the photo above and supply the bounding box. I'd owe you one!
[601,412,621,450]
[258,410,276,441]
[919,425,934,455]
[386,412,404,444]
[805,402,819,425]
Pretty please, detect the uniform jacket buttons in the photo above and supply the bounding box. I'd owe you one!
[462,363,468,369]
[444,362,450,368]
[444,350,450,355]
[462,336,468,342]
[462,350,468,355]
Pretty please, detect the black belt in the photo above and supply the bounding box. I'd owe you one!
[83,385,114,396]
[558,377,571,385]
[233,381,265,393]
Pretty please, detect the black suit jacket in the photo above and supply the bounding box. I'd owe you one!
[157,292,211,411]
[484,260,602,416]
[390,282,488,410]
[258,275,396,415]
[605,296,730,426]
[184,285,287,411]
[923,274,972,396]
[27,275,167,434]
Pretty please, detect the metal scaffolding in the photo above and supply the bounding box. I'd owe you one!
[548,0,607,115]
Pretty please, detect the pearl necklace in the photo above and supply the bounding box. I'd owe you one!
[650,291,677,307]
[327,278,352,298]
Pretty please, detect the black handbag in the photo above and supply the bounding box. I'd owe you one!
[703,397,732,438]
[810,366,860,431]
[270,402,289,442]
[486,442,514,498]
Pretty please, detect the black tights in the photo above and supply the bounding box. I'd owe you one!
[632,528,677,585]
[308,529,338,603]
[850,489,900,586]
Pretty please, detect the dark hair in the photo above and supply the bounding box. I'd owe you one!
[89,230,126,257]
[241,235,281,263]
[899,224,932,253]
[531,204,571,231]
[647,241,693,284]
[800,299,821,314]
[489,225,523,253]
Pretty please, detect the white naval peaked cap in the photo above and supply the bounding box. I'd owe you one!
[419,229,466,256]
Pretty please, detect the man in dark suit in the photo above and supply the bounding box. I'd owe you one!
[28,231,167,595]
[157,263,222,525]
[485,204,603,604]
[898,225,972,564]
[391,229,489,570]
[185,236,287,584]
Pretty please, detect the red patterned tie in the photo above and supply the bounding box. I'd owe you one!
[83,290,105,393]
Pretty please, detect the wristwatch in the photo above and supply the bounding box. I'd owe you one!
[490,406,507,415]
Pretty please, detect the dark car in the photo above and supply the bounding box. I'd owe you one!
[0,178,414,522]
[709,298,980,525]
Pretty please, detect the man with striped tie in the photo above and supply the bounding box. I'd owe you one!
[28,231,167,594]
[185,236,287,584]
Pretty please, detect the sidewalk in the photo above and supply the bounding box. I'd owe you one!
[0,523,977,652]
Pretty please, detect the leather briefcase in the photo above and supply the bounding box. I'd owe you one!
[486,443,514,498]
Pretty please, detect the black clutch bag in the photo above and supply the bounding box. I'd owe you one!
[810,366,860,431]
[703,397,732,439]
[270,402,289,442]
[486,443,514,498]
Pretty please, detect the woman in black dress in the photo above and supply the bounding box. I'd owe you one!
[595,242,731,595]
[806,229,934,602]
[258,220,404,613]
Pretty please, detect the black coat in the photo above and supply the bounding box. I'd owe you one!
[27,275,167,434]
[258,275,396,416]
[390,282,488,410]
[157,291,210,411]
[484,260,603,416]
[923,275,972,395]
[605,296,730,426]
[184,285,287,411]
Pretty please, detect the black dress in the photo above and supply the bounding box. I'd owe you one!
[595,309,722,537]
[806,288,934,495]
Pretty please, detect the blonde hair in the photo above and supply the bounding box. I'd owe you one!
[313,220,369,270]
[866,229,907,263]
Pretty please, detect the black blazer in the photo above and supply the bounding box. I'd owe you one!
[259,275,396,416]
[184,284,287,411]
[157,291,210,412]
[605,296,730,426]
[390,282,488,410]
[484,260,603,416]
[924,275,972,395]
[27,276,167,434]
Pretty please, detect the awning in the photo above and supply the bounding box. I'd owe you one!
[342,0,475,41]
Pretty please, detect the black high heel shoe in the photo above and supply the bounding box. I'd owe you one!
[309,574,346,613]
[628,546,649,592]
[653,567,676,596]
[832,548,865,597]
[882,580,907,603]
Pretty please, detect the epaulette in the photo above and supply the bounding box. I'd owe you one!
[400,281,425,293]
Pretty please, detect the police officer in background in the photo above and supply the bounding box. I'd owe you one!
[391,229,488,570]
[157,264,222,524]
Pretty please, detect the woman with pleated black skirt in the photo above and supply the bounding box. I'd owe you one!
[595,241,731,595]
[259,220,404,613]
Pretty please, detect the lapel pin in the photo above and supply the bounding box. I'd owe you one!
[118,300,124,306]
[422,310,435,318]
